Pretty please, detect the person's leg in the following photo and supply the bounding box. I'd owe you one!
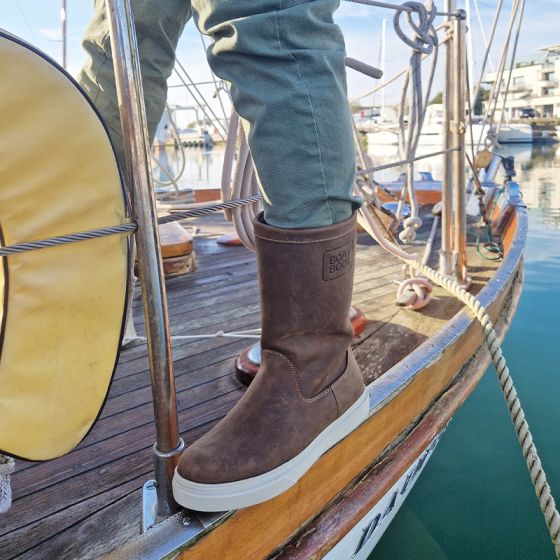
[173,0,367,511]
[77,1,192,349]
[77,0,191,171]
[191,0,361,228]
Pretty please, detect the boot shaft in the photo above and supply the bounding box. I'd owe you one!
[253,213,357,397]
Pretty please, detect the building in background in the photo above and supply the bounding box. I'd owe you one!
[485,45,560,121]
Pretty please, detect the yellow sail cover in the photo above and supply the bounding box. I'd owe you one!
[0,33,129,460]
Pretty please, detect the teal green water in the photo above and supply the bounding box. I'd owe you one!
[372,145,560,560]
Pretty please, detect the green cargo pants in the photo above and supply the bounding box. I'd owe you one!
[78,0,359,228]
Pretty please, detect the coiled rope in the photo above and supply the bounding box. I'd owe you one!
[219,111,261,250]
[0,456,14,514]
[394,0,438,243]
[152,105,187,191]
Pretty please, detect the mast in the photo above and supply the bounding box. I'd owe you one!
[380,18,386,122]
[440,0,454,276]
[465,0,475,97]
[61,0,67,69]
[451,10,468,284]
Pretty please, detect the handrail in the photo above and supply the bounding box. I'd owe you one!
[105,0,183,520]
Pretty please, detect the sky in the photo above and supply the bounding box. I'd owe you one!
[1,0,559,118]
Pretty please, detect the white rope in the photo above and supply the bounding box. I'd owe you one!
[0,455,15,514]
[394,214,439,309]
[220,110,261,251]
[129,329,262,345]
[359,197,560,557]
[350,21,450,106]
[152,105,187,191]
[353,0,440,309]
[417,258,560,559]
[172,329,261,340]
[394,0,439,243]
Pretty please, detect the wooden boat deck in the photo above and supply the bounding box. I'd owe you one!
[0,214,499,560]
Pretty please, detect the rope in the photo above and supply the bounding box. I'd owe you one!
[350,20,451,105]
[0,455,15,514]
[0,223,137,257]
[219,110,262,251]
[343,0,455,17]
[152,105,187,190]
[413,258,560,558]
[129,328,262,345]
[0,196,263,258]
[359,196,560,557]
[356,147,459,175]
[393,0,438,243]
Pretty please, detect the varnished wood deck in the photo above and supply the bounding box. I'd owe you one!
[0,214,498,559]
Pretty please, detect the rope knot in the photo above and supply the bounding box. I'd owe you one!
[396,276,433,310]
[399,216,422,242]
[393,1,437,54]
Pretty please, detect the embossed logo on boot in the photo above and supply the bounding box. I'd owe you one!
[323,242,353,280]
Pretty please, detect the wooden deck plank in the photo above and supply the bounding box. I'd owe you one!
[0,215,498,559]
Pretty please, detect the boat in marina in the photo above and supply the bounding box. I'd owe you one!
[3,0,554,559]
[495,122,559,144]
[365,104,491,147]
[374,171,443,205]
[364,103,558,147]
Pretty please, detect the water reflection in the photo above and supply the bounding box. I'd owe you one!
[153,141,560,228]
[152,145,226,193]
[499,145,560,228]
[373,145,560,560]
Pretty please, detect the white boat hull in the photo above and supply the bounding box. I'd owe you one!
[323,435,442,560]
[497,124,533,144]
[367,123,490,147]
[497,123,558,144]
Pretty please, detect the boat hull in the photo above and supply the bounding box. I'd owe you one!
[106,187,526,560]
[276,261,523,558]
[322,435,441,560]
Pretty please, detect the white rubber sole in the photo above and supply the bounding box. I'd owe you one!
[172,389,370,512]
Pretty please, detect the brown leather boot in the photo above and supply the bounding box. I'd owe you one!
[172,213,368,511]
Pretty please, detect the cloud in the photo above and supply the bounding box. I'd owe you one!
[337,4,375,18]
[39,28,60,41]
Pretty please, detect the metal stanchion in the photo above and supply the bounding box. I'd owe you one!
[439,0,454,276]
[451,10,469,285]
[105,0,184,522]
